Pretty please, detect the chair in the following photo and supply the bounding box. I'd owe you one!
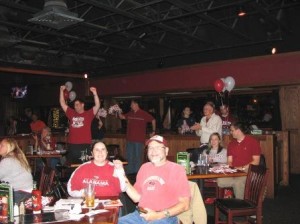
[214,165,268,224]
[39,166,56,195]
[217,154,266,200]
[177,181,207,224]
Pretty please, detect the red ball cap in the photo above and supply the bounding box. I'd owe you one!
[145,135,167,146]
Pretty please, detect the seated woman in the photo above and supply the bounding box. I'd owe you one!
[0,138,33,203]
[33,126,59,169]
[202,132,227,164]
[67,141,126,197]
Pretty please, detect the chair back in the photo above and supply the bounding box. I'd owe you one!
[39,166,56,195]
[244,164,268,206]
[186,145,208,164]
[259,154,266,168]
[177,181,207,224]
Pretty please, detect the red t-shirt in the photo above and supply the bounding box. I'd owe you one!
[68,161,121,197]
[125,109,154,143]
[66,108,95,144]
[30,120,46,133]
[135,161,191,211]
[228,135,261,167]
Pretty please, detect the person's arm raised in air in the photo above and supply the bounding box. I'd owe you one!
[59,85,68,112]
[90,87,100,115]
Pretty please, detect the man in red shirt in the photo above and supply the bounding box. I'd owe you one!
[217,122,261,199]
[119,99,156,174]
[59,85,100,163]
[220,104,236,135]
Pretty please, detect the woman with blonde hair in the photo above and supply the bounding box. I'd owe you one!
[0,138,33,203]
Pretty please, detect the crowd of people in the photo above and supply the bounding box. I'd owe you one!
[0,83,264,223]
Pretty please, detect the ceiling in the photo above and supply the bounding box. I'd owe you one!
[0,0,299,84]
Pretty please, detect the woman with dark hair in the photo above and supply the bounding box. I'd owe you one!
[0,138,33,203]
[67,141,126,197]
[202,132,227,164]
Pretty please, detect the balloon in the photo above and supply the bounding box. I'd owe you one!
[63,89,69,100]
[65,81,73,91]
[214,79,225,93]
[69,91,76,102]
[225,76,235,92]
[221,78,226,92]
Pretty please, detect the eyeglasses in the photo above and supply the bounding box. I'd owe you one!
[148,146,166,151]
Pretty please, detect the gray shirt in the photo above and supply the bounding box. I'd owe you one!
[203,148,227,164]
[0,157,33,192]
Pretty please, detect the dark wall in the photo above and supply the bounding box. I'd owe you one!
[92,52,300,96]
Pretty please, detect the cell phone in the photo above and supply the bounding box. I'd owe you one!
[137,206,148,214]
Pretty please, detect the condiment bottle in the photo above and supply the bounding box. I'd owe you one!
[19,201,25,216]
[13,203,19,216]
[32,181,42,214]
[1,196,8,216]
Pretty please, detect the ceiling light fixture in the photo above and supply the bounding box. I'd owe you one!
[28,0,84,30]
[238,6,246,17]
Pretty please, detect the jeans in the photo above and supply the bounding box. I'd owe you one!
[125,142,144,174]
[118,210,178,224]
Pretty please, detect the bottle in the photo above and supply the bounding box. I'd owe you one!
[1,196,8,217]
[13,203,19,216]
[32,181,42,214]
[19,201,25,216]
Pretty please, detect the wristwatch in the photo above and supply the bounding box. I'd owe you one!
[163,209,170,218]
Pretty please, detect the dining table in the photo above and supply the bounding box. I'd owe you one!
[26,151,64,174]
[187,165,247,190]
[16,197,120,224]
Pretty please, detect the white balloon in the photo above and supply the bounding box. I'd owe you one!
[69,91,76,102]
[221,78,226,92]
[225,76,235,92]
[65,81,73,91]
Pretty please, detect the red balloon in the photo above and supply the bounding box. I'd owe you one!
[214,79,225,92]
[63,89,69,100]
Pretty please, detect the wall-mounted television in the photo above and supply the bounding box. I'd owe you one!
[11,85,28,99]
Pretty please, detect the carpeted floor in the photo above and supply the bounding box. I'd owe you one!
[206,174,300,224]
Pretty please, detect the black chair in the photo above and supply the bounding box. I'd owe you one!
[186,146,207,164]
[214,164,269,224]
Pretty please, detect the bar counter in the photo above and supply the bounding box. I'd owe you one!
[0,131,289,199]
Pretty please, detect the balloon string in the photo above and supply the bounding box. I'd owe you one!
[219,92,224,106]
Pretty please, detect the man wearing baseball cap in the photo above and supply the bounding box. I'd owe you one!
[117,135,191,223]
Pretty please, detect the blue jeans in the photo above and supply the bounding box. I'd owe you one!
[125,142,144,174]
[118,210,178,224]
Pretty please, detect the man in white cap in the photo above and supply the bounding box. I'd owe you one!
[117,135,190,224]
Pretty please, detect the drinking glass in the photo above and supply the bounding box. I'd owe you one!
[84,183,95,207]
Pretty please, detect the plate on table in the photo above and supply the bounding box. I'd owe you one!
[103,199,123,207]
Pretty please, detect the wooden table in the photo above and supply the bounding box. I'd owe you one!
[26,153,63,173]
[19,198,120,224]
[70,161,128,168]
[187,166,247,180]
[187,166,247,191]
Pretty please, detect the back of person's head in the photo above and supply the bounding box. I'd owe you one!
[230,122,249,134]
[2,138,31,172]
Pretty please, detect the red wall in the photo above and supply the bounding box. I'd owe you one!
[93,51,300,96]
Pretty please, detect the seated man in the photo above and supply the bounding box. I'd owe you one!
[116,135,191,224]
[217,122,261,199]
